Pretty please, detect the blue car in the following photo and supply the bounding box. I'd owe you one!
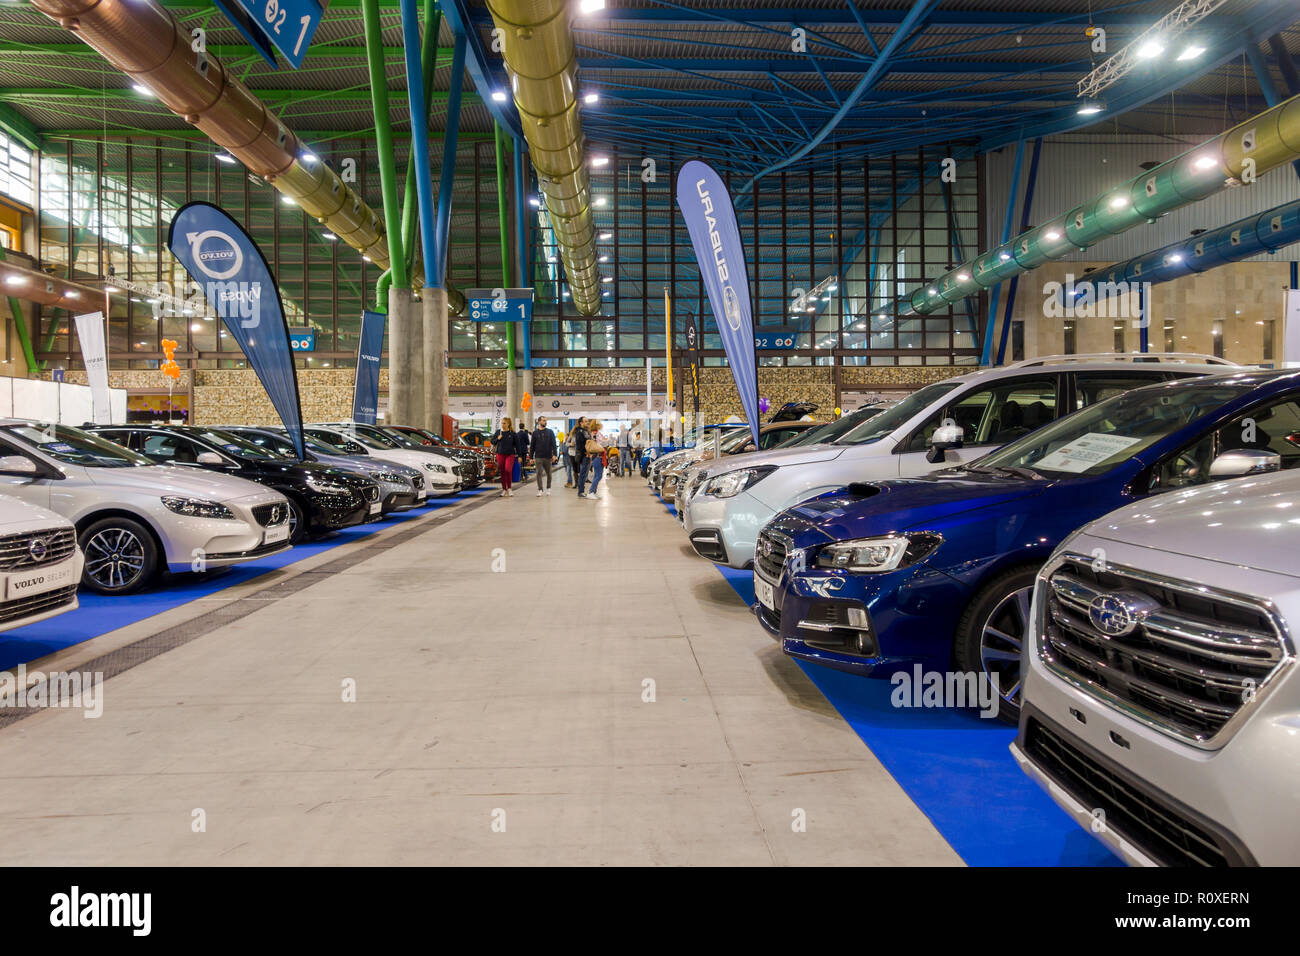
[755,368,1300,721]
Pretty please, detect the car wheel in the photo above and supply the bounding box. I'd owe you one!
[953,565,1039,724]
[79,516,158,595]
[285,496,309,544]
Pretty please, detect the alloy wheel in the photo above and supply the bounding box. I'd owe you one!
[978,585,1033,706]
[84,527,147,591]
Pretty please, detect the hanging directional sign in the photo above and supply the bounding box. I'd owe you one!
[212,0,327,70]
[464,288,535,323]
[755,330,798,350]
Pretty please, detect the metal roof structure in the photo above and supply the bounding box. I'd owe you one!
[0,0,1297,179]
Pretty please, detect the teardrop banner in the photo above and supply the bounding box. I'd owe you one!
[353,309,386,424]
[166,201,306,459]
[675,160,759,448]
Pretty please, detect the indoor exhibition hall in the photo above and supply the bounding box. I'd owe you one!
[0,0,1296,909]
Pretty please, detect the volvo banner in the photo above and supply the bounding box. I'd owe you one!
[675,160,759,447]
[353,310,385,424]
[72,311,111,424]
[166,201,306,459]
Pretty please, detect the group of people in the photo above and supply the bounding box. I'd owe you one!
[488,416,644,500]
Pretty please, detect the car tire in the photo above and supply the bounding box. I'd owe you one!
[285,496,309,544]
[79,516,158,596]
[953,564,1039,724]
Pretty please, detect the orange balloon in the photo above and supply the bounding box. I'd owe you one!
[521,392,533,411]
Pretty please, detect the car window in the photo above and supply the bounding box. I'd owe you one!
[1,424,152,467]
[1151,397,1300,490]
[191,428,284,460]
[904,376,1058,452]
[141,433,205,464]
[760,425,802,449]
[1071,372,1170,412]
[836,380,963,446]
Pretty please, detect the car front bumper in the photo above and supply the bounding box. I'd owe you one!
[158,492,292,572]
[0,549,83,632]
[682,491,771,569]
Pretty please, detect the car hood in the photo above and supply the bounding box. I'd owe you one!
[83,464,276,501]
[776,472,1048,543]
[694,441,848,482]
[0,493,73,532]
[1084,470,1300,579]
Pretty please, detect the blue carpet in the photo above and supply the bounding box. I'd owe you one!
[0,487,493,672]
[712,563,1118,866]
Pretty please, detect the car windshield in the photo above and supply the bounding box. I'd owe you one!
[190,428,285,460]
[977,380,1255,477]
[720,429,756,452]
[375,427,426,449]
[5,423,152,467]
[784,406,887,447]
[834,380,962,445]
[346,425,401,448]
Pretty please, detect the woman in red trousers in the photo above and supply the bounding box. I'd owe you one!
[491,418,520,497]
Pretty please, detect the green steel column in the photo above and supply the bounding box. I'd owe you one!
[401,0,441,278]
[361,0,408,290]
[0,245,39,375]
[376,268,392,312]
[494,122,515,370]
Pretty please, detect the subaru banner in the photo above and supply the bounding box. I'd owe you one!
[675,160,759,447]
[167,201,306,459]
[353,310,385,424]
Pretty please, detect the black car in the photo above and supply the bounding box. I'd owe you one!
[90,425,381,544]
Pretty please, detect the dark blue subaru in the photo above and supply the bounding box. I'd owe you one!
[755,369,1300,721]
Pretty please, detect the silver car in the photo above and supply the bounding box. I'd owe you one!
[306,424,461,495]
[1014,467,1300,865]
[0,493,84,631]
[0,420,290,595]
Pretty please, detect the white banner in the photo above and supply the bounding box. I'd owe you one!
[73,311,111,424]
[1284,289,1300,368]
[490,396,506,435]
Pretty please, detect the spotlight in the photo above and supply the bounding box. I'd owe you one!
[529,197,541,207]
[601,276,613,283]
[322,232,337,240]
[594,197,607,207]
[132,83,154,97]
[4,274,27,286]
[491,90,508,102]
[1076,99,1104,116]
[300,152,318,164]
[599,232,613,240]
[216,153,236,164]
[1136,39,1165,59]
[956,273,971,281]
[584,93,599,105]
[282,196,296,205]
[1045,231,1061,241]
[578,0,605,12]
[590,156,609,167]
[998,251,1011,261]
[1108,194,1129,209]
[1176,43,1206,61]
[1193,155,1217,170]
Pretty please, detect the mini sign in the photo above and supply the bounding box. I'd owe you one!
[213,0,326,70]
[289,327,315,351]
[755,330,797,350]
[465,288,535,323]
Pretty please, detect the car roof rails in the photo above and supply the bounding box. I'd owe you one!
[1002,352,1238,369]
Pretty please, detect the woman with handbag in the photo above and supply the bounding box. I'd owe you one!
[491,417,520,497]
[586,421,608,499]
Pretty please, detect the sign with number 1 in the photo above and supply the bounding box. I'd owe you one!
[213,0,325,70]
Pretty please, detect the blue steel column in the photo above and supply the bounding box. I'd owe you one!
[996,137,1042,365]
[434,31,467,288]
[399,0,438,284]
[981,139,1023,365]
[513,136,531,369]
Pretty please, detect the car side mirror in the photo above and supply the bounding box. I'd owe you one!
[0,455,38,477]
[926,422,965,464]
[1209,448,1281,479]
[196,451,225,466]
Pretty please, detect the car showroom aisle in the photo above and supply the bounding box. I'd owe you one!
[0,480,959,866]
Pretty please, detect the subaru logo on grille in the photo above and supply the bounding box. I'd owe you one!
[758,537,772,556]
[28,537,47,561]
[1088,591,1160,637]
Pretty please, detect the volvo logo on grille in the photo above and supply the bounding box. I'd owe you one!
[1088,590,1160,637]
[27,537,47,562]
[271,506,283,524]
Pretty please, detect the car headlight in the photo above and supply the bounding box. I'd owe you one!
[702,465,775,498]
[374,472,405,484]
[306,476,352,495]
[161,495,236,520]
[814,533,942,573]
[425,461,448,473]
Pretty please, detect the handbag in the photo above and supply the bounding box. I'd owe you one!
[585,439,605,455]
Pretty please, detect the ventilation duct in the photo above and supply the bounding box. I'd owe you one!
[1089,197,1300,290]
[487,0,600,315]
[0,261,101,307]
[910,90,1300,315]
[28,0,464,315]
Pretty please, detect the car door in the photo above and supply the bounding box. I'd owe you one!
[1146,395,1300,492]
[138,432,216,469]
[894,373,1063,475]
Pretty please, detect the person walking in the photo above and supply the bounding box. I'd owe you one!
[491,417,520,497]
[516,424,531,472]
[632,430,644,477]
[587,420,607,499]
[573,416,592,498]
[618,425,632,478]
[562,428,575,487]
[531,416,558,496]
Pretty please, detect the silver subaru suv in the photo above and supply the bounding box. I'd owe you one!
[1014,467,1300,866]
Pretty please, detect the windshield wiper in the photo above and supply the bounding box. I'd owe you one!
[961,464,1043,480]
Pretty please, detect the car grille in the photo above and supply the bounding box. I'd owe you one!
[686,471,707,500]
[252,503,287,527]
[754,530,788,583]
[1023,715,1243,866]
[1041,555,1289,746]
[0,528,77,572]
[0,583,77,625]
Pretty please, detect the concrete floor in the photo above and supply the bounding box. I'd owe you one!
[0,475,961,866]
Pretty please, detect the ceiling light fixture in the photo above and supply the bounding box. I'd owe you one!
[132,83,154,97]
[216,153,236,164]
[599,232,613,240]
[1076,99,1105,116]
[491,90,508,102]
[578,0,605,12]
[1177,43,1206,61]
[1136,39,1165,59]
[590,156,609,167]
[584,92,599,105]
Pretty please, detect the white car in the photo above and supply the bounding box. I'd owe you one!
[0,493,84,631]
[681,354,1232,568]
[305,425,461,495]
[0,420,291,595]
[1014,467,1300,866]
